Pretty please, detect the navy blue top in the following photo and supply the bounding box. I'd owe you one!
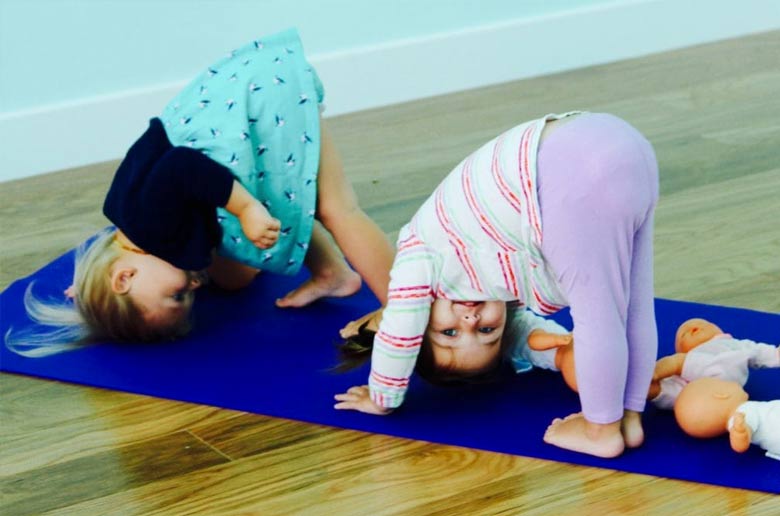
[103,118,235,271]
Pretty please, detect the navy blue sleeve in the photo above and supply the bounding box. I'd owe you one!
[150,147,234,209]
[103,118,236,271]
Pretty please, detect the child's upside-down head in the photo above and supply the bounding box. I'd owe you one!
[338,299,511,385]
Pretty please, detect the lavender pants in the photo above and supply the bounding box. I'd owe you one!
[537,113,659,424]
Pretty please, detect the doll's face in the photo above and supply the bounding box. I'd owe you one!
[675,318,724,353]
[425,299,507,374]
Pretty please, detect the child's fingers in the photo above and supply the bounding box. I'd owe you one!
[334,386,368,400]
[267,217,282,231]
[252,230,280,249]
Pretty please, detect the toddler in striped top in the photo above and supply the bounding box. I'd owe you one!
[335,112,660,459]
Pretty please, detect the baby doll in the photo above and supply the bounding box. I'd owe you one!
[528,318,779,409]
[505,306,575,391]
[674,377,780,460]
[650,318,779,409]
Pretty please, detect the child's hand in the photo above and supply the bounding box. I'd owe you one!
[239,201,281,249]
[339,309,383,339]
[334,385,393,415]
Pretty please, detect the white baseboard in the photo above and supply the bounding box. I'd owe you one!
[1,0,778,182]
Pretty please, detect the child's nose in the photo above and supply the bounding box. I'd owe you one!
[462,313,480,327]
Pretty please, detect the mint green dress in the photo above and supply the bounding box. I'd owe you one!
[160,28,324,275]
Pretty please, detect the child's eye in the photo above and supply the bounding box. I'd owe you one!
[172,291,187,302]
[478,327,496,334]
[441,328,458,337]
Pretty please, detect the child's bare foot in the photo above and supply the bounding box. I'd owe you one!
[544,412,625,458]
[276,266,361,308]
[621,410,645,448]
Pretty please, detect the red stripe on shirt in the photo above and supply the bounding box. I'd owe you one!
[491,134,523,214]
[435,189,482,291]
[462,156,516,253]
[370,370,411,387]
[518,125,543,244]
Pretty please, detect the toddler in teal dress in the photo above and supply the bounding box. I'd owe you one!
[10,29,394,351]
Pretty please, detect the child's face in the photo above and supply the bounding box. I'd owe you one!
[116,253,203,328]
[426,299,507,374]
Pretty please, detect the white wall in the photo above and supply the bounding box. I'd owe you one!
[1,0,779,182]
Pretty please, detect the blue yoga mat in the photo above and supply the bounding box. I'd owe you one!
[1,248,778,493]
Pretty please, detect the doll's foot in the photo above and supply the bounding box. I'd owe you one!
[276,266,361,308]
[621,410,644,448]
[544,412,625,458]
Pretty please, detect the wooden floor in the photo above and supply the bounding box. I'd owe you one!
[2,31,779,515]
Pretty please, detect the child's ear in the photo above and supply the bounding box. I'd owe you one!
[110,267,136,294]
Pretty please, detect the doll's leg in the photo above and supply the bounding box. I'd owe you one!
[276,221,361,307]
[314,117,394,305]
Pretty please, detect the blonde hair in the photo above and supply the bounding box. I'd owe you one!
[5,229,191,357]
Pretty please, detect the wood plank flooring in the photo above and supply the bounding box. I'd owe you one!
[1,30,779,515]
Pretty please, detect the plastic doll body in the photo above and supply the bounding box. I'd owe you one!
[675,377,780,459]
[674,377,748,438]
[529,318,779,411]
[527,329,577,392]
[675,318,724,353]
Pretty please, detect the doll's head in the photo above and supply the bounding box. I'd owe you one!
[674,377,748,438]
[675,318,724,353]
[76,230,199,341]
[337,299,511,385]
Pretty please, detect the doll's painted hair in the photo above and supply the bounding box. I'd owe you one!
[5,229,191,357]
[335,322,510,386]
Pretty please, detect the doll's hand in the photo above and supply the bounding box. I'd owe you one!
[652,353,686,382]
[334,385,393,415]
[527,330,573,351]
[729,412,752,453]
[340,309,383,339]
[239,201,281,249]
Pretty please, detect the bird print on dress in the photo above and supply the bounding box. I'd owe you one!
[158,30,321,275]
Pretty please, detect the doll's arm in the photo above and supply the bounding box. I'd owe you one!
[728,412,752,453]
[653,353,687,381]
[510,308,570,351]
[527,329,573,351]
[224,180,281,249]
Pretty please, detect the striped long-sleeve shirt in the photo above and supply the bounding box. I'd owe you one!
[369,113,577,408]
